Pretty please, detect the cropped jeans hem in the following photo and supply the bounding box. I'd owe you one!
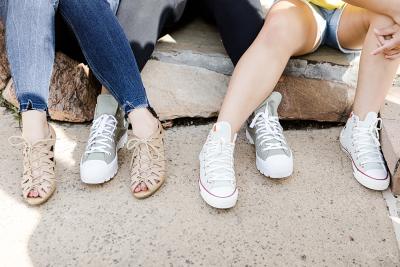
[18,94,48,113]
[122,100,149,115]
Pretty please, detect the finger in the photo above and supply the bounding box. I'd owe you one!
[375,25,399,36]
[384,49,400,56]
[372,45,388,55]
[385,53,400,60]
[372,39,399,55]
[377,35,386,46]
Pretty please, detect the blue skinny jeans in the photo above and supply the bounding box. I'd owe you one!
[4,0,149,114]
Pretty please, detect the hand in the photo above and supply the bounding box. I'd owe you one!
[372,24,400,60]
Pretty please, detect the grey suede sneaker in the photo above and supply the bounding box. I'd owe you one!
[246,92,293,179]
[80,94,128,184]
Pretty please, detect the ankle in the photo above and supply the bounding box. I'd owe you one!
[22,111,49,143]
[129,108,158,139]
[352,108,380,121]
[215,120,237,142]
[23,123,50,144]
[352,111,367,121]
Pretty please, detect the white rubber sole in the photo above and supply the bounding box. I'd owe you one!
[246,129,293,179]
[198,152,238,209]
[80,131,128,184]
[340,144,389,191]
[199,180,238,209]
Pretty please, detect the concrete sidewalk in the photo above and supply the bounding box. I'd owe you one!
[0,111,399,266]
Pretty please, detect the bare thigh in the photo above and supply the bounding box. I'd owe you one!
[337,5,370,50]
[262,0,321,56]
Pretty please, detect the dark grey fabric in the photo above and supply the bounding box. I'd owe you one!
[116,0,187,70]
[116,0,264,69]
[3,0,263,72]
[202,0,264,65]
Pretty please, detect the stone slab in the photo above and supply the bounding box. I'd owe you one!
[276,75,354,121]
[142,60,228,120]
[143,60,354,122]
[155,19,359,76]
[154,19,400,88]
[382,87,400,195]
[0,113,398,266]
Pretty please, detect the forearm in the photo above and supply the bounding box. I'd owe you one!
[343,0,400,22]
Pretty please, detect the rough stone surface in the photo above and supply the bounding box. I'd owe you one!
[144,60,355,122]
[276,76,354,121]
[0,22,10,91]
[3,54,100,122]
[381,87,400,195]
[152,19,400,122]
[142,60,229,120]
[152,19,362,122]
[1,80,16,106]
[2,16,400,123]
[0,113,399,266]
[155,20,364,85]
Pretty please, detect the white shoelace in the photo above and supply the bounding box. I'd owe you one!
[205,138,235,183]
[353,119,384,166]
[249,108,288,152]
[85,114,117,156]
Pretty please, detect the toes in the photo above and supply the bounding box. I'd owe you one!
[132,182,149,194]
[28,190,39,198]
[140,182,148,192]
[133,184,141,193]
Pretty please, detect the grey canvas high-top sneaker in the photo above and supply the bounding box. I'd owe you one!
[80,94,128,184]
[246,92,293,179]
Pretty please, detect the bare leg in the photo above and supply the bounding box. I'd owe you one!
[101,86,111,94]
[22,111,49,143]
[101,85,157,140]
[338,5,400,119]
[217,0,321,137]
[128,108,158,139]
[100,86,158,193]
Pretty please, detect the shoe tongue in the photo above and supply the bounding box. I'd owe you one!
[94,94,118,119]
[354,112,382,171]
[256,92,282,117]
[358,112,378,127]
[213,122,232,143]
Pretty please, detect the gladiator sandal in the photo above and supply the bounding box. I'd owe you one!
[9,125,57,205]
[127,121,166,199]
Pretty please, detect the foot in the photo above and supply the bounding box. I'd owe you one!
[80,95,128,184]
[340,112,389,190]
[127,120,166,199]
[9,125,57,205]
[199,121,238,209]
[129,107,158,139]
[246,92,293,178]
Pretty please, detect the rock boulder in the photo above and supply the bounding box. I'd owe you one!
[0,22,100,122]
[0,21,10,91]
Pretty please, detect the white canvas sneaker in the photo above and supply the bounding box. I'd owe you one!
[80,95,128,184]
[340,112,389,191]
[199,122,238,209]
[246,92,293,178]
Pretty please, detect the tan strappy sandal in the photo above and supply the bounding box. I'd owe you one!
[9,125,57,205]
[127,121,166,199]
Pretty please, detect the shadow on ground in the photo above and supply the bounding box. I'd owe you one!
[0,111,399,266]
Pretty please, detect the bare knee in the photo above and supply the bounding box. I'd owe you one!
[258,2,314,53]
[362,9,395,30]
